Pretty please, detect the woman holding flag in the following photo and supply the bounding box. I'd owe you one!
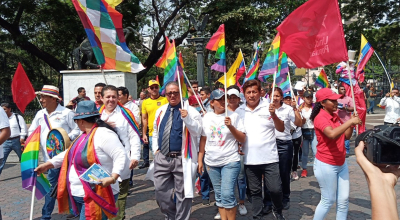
[35,101,127,220]
[310,88,361,220]
[198,89,246,220]
[264,87,303,210]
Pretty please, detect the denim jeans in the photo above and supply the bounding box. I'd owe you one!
[237,155,246,201]
[301,132,317,169]
[313,158,349,220]
[344,140,350,154]
[264,139,293,205]
[0,138,22,176]
[41,168,61,220]
[199,157,211,200]
[73,194,118,220]
[245,163,283,219]
[206,161,240,208]
[142,135,151,164]
[367,100,375,113]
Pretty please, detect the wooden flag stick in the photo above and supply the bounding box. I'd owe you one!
[35,96,44,109]
[287,71,297,108]
[182,70,206,113]
[270,71,277,103]
[101,68,108,85]
[346,61,359,135]
[176,70,184,108]
[224,72,228,117]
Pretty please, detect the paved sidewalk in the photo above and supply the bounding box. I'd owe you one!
[1,113,400,219]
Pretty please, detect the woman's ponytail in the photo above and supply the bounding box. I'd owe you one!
[310,102,323,122]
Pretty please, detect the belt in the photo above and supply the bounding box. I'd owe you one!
[7,136,20,140]
[165,152,181,158]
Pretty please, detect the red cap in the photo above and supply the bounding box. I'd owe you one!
[188,95,200,106]
[316,88,343,102]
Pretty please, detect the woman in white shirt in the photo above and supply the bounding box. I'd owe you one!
[264,87,303,211]
[299,91,317,178]
[198,89,246,220]
[35,101,127,220]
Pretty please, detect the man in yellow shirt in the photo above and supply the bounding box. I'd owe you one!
[139,80,168,168]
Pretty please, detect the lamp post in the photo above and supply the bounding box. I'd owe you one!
[186,15,210,86]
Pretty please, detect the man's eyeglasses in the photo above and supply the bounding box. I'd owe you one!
[149,86,159,90]
[166,92,180,97]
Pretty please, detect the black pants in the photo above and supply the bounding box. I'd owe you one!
[264,139,294,205]
[245,163,283,219]
[384,122,394,125]
[292,136,302,171]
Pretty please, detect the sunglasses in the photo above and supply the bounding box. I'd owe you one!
[149,86,159,90]
[166,92,180,97]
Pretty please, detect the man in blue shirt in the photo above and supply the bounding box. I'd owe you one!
[151,81,202,220]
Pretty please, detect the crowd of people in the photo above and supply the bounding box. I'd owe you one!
[1,73,400,220]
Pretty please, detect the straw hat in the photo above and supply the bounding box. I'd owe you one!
[35,85,62,100]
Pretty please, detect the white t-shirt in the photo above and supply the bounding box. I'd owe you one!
[236,99,279,165]
[275,103,296,141]
[202,111,244,167]
[0,108,10,158]
[301,107,314,129]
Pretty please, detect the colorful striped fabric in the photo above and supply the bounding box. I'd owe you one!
[184,128,192,159]
[206,24,226,73]
[236,58,246,87]
[315,69,329,88]
[356,34,374,80]
[179,51,185,69]
[71,0,144,73]
[276,52,290,92]
[21,126,51,200]
[259,34,280,82]
[176,58,189,99]
[243,42,261,84]
[156,38,179,93]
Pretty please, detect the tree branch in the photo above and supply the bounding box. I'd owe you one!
[0,16,67,73]
[13,4,24,25]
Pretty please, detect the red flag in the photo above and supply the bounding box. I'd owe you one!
[11,63,36,113]
[155,75,159,83]
[277,0,348,68]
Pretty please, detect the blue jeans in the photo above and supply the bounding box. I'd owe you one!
[206,161,241,208]
[73,194,118,220]
[301,132,317,169]
[237,155,246,201]
[199,157,210,200]
[142,135,151,164]
[344,140,350,154]
[41,168,60,220]
[368,100,375,113]
[313,158,349,220]
[0,138,22,176]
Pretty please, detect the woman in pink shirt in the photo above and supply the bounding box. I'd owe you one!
[310,88,361,220]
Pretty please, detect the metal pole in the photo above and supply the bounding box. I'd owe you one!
[196,42,205,86]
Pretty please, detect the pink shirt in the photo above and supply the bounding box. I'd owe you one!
[337,96,353,122]
[314,110,346,166]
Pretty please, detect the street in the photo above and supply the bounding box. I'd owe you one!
[1,111,399,220]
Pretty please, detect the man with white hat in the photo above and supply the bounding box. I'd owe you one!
[28,85,80,220]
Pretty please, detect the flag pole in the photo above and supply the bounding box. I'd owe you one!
[287,70,297,108]
[176,70,184,108]
[224,71,228,117]
[270,71,277,103]
[182,70,206,113]
[29,184,36,220]
[101,68,108,85]
[35,96,44,109]
[373,51,392,90]
[346,61,359,135]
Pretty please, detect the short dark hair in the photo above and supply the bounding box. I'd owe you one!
[243,79,261,93]
[200,86,211,94]
[77,87,85,93]
[117,86,129,97]
[338,85,346,90]
[95,83,106,88]
[0,103,10,108]
[190,80,198,85]
[392,87,399,92]
[227,85,240,92]
[101,85,118,97]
